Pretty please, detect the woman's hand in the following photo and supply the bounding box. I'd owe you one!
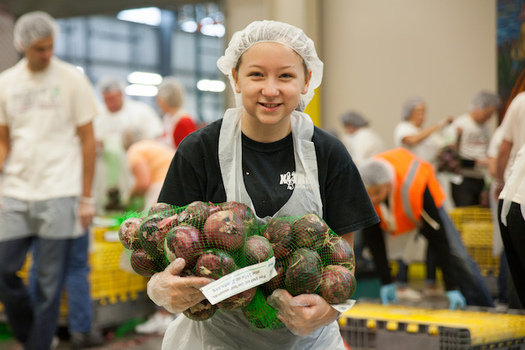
[267,289,339,336]
[147,258,214,314]
[438,116,454,129]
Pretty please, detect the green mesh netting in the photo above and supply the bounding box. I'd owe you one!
[118,201,356,330]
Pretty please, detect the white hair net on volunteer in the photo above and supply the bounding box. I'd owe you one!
[401,96,425,121]
[97,75,126,93]
[217,20,323,112]
[358,158,395,188]
[13,11,59,52]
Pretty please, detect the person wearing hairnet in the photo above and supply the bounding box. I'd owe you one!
[443,90,501,207]
[338,110,384,291]
[393,97,453,301]
[156,76,198,149]
[0,11,100,350]
[358,148,494,310]
[93,75,164,214]
[394,97,453,165]
[148,20,379,349]
[120,127,178,335]
[95,75,163,141]
[340,111,385,166]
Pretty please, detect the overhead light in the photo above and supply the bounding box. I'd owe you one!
[125,84,158,97]
[181,20,198,33]
[201,23,225,37]
[75,66,85,74]
[127,71,163,85]
[197,79,226,92]
[117,7,162,26]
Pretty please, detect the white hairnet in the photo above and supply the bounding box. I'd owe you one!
[157,76,186,108]
[341,111,369,128]
[469,90,501,110]
[97,76,126,93]
[401,96,425,121]
[13,11,59,52]
[358,159,395,188]
[217,20,323,112]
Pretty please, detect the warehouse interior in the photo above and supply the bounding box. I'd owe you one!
[0,0,524,349]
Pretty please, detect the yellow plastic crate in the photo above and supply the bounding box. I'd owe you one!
[89,240,149,305]
[340,302,525,349]
[449,206,500,276]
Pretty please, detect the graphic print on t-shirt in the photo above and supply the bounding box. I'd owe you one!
[280,171,296,190]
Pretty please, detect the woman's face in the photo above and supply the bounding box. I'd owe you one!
[233,42,311,141]
[409,103,426,127]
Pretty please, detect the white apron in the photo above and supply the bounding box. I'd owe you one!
[161,107,345,350]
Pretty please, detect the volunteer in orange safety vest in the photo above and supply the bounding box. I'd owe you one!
[358,148,494,309]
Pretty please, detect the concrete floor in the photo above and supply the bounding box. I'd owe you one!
[0,333,164,350]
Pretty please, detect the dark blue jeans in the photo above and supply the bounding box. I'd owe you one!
[0,237,70,350]
[30,231,93,333]
[395,259,409,288]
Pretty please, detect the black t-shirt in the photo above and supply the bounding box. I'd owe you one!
[158,118,379,235]
[242,133,294,217]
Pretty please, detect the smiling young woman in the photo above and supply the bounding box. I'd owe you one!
[148,20,379,350]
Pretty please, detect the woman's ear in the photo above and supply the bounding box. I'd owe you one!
[302,69,312,95]
[232,68,241,93]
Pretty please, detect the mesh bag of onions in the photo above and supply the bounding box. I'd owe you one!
[118,201,356,330]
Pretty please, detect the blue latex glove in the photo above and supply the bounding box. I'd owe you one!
[446,290,466,310]
[379,283,397,305]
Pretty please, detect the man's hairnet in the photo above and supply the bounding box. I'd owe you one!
[401,96,425,121]
[13,11,59,52]
[341,111,369,128]
[358,158,395,188]
[216,20,323,112]
[469,90,501,111]
[157,76,186,108]
[97,76,126,94]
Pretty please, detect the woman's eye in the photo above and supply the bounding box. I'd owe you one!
[280,73,293,79]
[249,72,263,77]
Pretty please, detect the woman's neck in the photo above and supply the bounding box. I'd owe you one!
[240,113,292,143]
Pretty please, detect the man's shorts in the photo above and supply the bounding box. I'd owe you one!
[0,196,80,242]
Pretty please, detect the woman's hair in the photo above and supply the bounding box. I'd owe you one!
[217,20,324,112]
[401,96,426,121]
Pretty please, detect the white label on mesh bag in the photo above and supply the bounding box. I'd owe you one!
[201,257,278,305]
[331,299,356,313]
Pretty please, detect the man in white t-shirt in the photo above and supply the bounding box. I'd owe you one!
[93,76,163,213]
[443,91,500,207]
[0,12,99,349]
